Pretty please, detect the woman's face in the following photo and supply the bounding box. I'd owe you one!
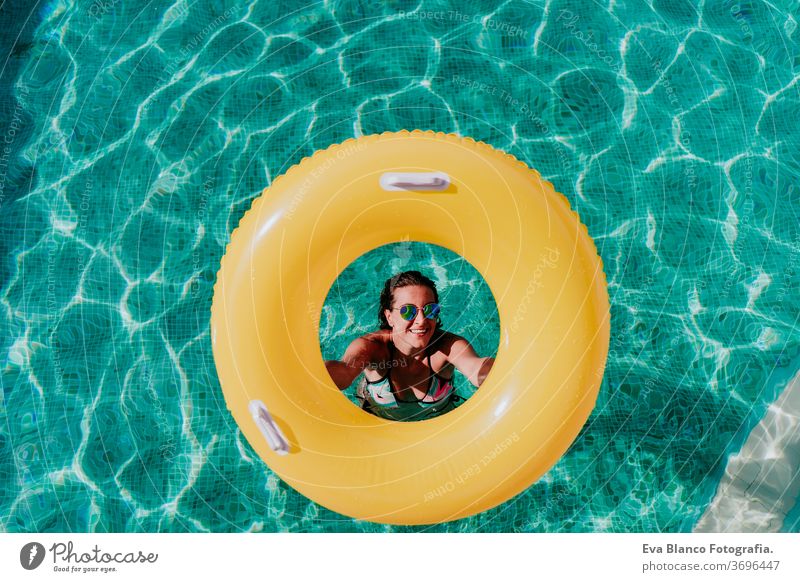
[385,285,437,351]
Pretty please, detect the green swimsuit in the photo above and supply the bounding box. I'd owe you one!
[356,342,458,421]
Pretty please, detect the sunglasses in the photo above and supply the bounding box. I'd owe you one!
[393,302,441,322]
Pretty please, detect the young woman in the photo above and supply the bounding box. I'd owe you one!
[325,271,494,421]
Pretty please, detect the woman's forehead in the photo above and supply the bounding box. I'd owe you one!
[392,285,435,304]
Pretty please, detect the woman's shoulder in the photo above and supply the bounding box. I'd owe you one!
[359,329,392,345]
[347,330,392,357]
[429,330,464,353]
[341,330,391,369]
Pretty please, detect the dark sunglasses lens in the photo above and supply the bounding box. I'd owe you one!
[399,305,417,321]
[423,303,440,319]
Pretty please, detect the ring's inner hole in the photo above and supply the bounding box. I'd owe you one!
[320,242,500,422]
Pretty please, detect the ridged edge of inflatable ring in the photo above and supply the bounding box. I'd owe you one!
[212,130,607,319]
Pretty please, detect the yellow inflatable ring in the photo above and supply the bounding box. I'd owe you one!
[211,131,610,525]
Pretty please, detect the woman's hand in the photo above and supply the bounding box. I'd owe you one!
[446,337,495,388]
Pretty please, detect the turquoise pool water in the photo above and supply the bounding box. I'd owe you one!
[1,0,799,532]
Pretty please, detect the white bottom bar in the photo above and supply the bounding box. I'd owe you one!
[1,533,798,581]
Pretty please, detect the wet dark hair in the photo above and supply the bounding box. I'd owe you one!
[378,271,439,330]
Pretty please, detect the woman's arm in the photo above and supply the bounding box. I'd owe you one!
[446,336,495,388]
[324,336,378,390]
